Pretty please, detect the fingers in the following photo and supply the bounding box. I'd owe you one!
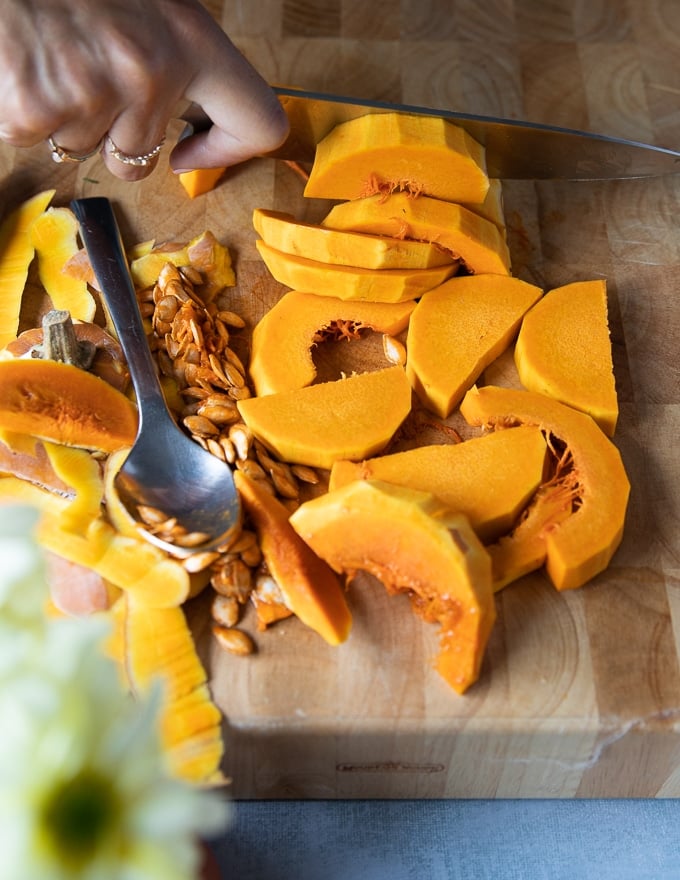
[168,38,289,173]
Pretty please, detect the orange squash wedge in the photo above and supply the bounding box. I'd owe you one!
[289,479,495,694]
[237,365,412,470]
[329,425,548,543]
[253,208,455,269]
[304,112,489,204]
[249,290,416,395]
[322,192,511,276]
[0,359,138,453]
[459,385,630,590]
[234,470,352,645]
[255,239,456,303]
[178,167,226,199]
[514,279,618,436]
[406,274,543,417]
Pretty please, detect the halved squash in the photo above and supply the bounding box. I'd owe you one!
[0,359,138,453]
[289,479,495,694]
[459,385,630,590]
[514,279,618,436]
[249,290,416,395]
[329,425,548,543]
[256,239,456,303]
[253,208,455,269]
[234,470,352,645]
[237,365,412,470]
[322,192,511,276]
[303,112,489,204]
[406,274,543,417]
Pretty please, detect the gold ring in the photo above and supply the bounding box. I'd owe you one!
[47,136,102,164]
[106,136,165,167]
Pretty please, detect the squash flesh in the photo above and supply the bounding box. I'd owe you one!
[322,192,511,276]
[406,274,543,418]
[329,425,548,543]
[514,279,618,436]
[237,365,413,469]
[0,359,138,453]
[253,208,455,269]
[234,470,352,645]
[304,112,489,204]
[30,206,96,322]
[460,385,630,590]
[255,239,456,303]
[289,479,496,694]
[249,290,416,395]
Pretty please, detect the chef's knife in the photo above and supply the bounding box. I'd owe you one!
[181,85,680,180]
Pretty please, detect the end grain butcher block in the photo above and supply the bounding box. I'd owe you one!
[2,0,680,799]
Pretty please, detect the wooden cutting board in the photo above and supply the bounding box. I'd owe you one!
[2,0,680,798]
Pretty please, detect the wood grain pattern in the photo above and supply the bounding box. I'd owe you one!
[2,0,680,798]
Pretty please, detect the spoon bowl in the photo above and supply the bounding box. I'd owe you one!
[71,197,241,558]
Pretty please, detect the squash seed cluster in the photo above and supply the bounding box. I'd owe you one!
[137,260,320,653]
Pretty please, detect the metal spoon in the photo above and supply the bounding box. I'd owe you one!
[71,197,240,558]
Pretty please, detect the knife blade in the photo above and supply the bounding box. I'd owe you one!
[181,86,680,181]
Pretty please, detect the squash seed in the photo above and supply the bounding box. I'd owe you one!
[212,624,255,656]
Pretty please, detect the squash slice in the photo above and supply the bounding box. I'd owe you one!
[406,274,543,417]
[237,365,413,470]
[322,192,511,276]
[0,359,138,453]
[253,208,455,269]
[459,385,630,590]
[234,470,352,645]
[514,279,618,436]
[329,425,548,543]
[249,290,416,395]
[304,112,489,204]
[256,239,456,303]
[289,479,495,694]
[178,167,226,199]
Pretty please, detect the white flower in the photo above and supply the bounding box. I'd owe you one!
[0,505,231,880]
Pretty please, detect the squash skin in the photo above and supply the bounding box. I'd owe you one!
[234,470,352,645]
[322,192,511,276]
[289,479,496,694]
[0,189,55,348]
[256,239,456,303]
[304,113,489,204]
[514,279,618,437]
[249,290,416,395]
[406,274,544,418]
[30,206,96,322]
[459,385,630,590]
[253,208,455,269]
[329,425,548,543]
[0,359,138,453]
[237,365,413,470]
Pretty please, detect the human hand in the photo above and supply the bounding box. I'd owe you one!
[0,0,288,180]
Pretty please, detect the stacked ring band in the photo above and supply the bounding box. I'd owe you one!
[47,136,103,164]
[106,136,165,167]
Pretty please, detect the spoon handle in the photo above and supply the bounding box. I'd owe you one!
[71,197,168,425]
